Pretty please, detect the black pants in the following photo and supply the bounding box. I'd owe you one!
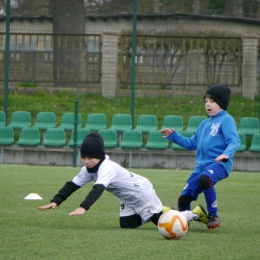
[120,211,163,228]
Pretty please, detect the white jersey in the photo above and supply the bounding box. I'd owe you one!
[72,155,163,216]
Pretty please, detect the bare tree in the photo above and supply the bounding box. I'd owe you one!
[52,0,86,87]
[153,0,161,13]
[243,0,260,18]
[4,0,86,87]
[223,0,244,17]
[159,0,193,13]
[10,0,50,16]
[85,0,132,13]
[192,0,201,14]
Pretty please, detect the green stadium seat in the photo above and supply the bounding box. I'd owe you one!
[58,112,82,131]
[16,127,41,146]
[8,111,31,129]
[120,130,143,148]
[42,128,66,147]
[67,128,90,147]
[237,133,247,152]
[238,117,260,136]
[99,129,118,148]
[109,114,132,132]
[34,112,56,130]
[184,116,207,134]
[83,113,107,131]
[0,126,14,145]
[0,111,6,126]
[248,133,260,152]
[134,114,158,133]
[145,130,169,149]
[171,131,193,150]
[161,115,183,131]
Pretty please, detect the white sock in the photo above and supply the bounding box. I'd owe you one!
[192,212,199,220]
[181,211,199,221]
[181,210,193,222]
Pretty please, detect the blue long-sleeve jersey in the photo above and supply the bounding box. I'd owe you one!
[167,111,240,174]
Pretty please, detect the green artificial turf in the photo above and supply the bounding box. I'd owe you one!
[1,165,260,260]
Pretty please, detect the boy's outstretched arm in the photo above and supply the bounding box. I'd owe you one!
[69,184,105,217]
[38,181,81,210]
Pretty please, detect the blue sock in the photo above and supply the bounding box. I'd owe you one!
[203,187,218,217]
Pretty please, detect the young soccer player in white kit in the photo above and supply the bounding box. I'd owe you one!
[39,132,206,228]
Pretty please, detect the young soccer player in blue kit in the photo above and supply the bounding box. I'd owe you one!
[161,84,240,229]
[39,132,206,228]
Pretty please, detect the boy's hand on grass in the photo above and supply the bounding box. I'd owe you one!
[38,202,57,210]
[69,207,86,216]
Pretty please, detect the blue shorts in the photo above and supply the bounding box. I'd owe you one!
[180,163,228,200]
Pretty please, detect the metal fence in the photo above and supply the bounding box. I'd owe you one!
[0,33,243,87]
[0,1,259,169]
[119,35,242,87]
[0,33,101,84]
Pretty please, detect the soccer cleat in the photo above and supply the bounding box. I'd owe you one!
[207,216,221,229]
[192,205,208,225]
[162,206,172,213]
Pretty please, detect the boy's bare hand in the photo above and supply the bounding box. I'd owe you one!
[161,128,174,138]
[215,154,229,163]
[69,207,86,216]
[38,202,57,210]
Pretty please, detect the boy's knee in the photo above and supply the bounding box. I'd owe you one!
[199,174,212,190]
[120,218,133,228]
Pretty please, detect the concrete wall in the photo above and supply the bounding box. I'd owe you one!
[1,145,259,172]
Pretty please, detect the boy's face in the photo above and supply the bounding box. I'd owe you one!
[204,97,223,116]
[82,157,101,168]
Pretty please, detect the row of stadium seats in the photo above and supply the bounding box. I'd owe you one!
[1,110,260,136]
[0,126,260,152]
[0,111,205,134]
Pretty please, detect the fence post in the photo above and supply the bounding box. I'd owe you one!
[4,0,10,125]
[131,0,137,128]
[73,99,78,167]
[242,34,258,99]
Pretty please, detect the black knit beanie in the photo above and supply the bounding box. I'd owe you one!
[204,84,231,110]
[80,132,105,159]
